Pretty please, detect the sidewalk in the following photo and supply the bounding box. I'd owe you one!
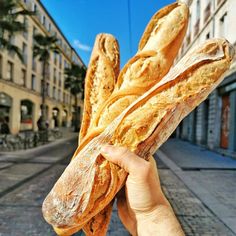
[158,138,236,235]
[0,133,78,236]
[0,127,78,163]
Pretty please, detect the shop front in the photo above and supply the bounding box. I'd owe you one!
[218,72,236,153]
[0,93,12,134]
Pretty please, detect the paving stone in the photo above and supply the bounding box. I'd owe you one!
[160,138,236,169]
[0,165,65,207]
[185,170,236,217]
[0,163,13,170]
[158,169,236,236]
[0,206,55,236]
[0,163,49,193]
[178,215,235,236]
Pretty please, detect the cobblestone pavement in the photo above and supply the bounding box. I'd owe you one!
[159,169,235,236]
[0,137,235,235]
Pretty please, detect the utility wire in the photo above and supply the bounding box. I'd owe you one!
[127,0,132,55]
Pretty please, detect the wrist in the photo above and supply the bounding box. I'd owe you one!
[136,204,184,236]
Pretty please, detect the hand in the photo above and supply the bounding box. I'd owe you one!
[101,145,184,236]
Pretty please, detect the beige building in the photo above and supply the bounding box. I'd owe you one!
[0,0,85,134]
[176,0,236,157]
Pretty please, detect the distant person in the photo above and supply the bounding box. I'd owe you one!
[1,117,10,134]
[46,120,49,129]
[37,116,44,131]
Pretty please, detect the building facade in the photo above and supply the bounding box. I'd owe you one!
[175,0,236,157]
[0,0,85,134]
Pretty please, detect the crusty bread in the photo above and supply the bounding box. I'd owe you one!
[43,2,189,235]
[79,34,120,236]
[79,33,120,144]
[54,3,189,236]
[80,3,189,236]
[42,38,234,235]
[84,2,189,133]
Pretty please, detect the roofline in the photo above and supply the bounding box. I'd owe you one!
[37,0,86,68]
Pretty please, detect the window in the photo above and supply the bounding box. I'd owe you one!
[31,74,36,90]
[32,55,37,71]
[53,68,57,83]
[0,56,2,78]
[63,92,66,103]
[206,32,210,39]
[57,38,62,47]
[58,89,61,101]
[42,15,46,26]
[48,22,51,32]
[46,82,50,96]
[33,27,37,37]
[54,52,57,64]
[32,3,37,13]
[23,17,28,39]
[22,43,27,64]
[59,72,61,87]
[59,54,62,68]
[32,27,37,46]
[9,36,15,57]
[20,69,26,86]
[53,86,56,99]
[6,61,14,81]
[219,13,227,37]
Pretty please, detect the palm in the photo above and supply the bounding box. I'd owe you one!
[64,64,86,131]
[33,34,58,130]
[0,0,33,60]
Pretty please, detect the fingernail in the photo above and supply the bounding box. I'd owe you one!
[101,145,113,154]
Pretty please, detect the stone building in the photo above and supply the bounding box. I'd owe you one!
[175,0,236,157]
[0,0,85,134]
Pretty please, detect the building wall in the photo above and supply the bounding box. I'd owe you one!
[176,0,236,157]
[0,0,85,134]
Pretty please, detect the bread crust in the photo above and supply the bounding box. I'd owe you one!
[43,2,190,235]
[79,33,120,144]
[42,39,234,234]
[85,2,189,132]
[74,34,120,236]
[57,3,189,235]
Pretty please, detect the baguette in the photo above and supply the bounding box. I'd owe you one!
[55,2,189,235]
[79,33,120,144]
[80,3,189,236]
[80,34,120,236]
[42,38,234,234]
[83,2,189,133]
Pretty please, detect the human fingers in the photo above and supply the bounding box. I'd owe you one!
[101,145,149,177]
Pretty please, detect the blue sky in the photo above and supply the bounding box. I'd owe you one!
[41,0,174,67]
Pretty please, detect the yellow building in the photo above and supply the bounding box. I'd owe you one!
[0,0,85,134]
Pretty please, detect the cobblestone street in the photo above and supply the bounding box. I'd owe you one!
[0,138,235,235]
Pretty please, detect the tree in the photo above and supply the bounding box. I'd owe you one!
[0,0,33,60]
[64,64,86,132]
[33,34,59,130]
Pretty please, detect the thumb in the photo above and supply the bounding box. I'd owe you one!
[101,145,149,176]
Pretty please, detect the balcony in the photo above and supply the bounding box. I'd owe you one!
[194,19,200,37]
[204,3,211,23]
